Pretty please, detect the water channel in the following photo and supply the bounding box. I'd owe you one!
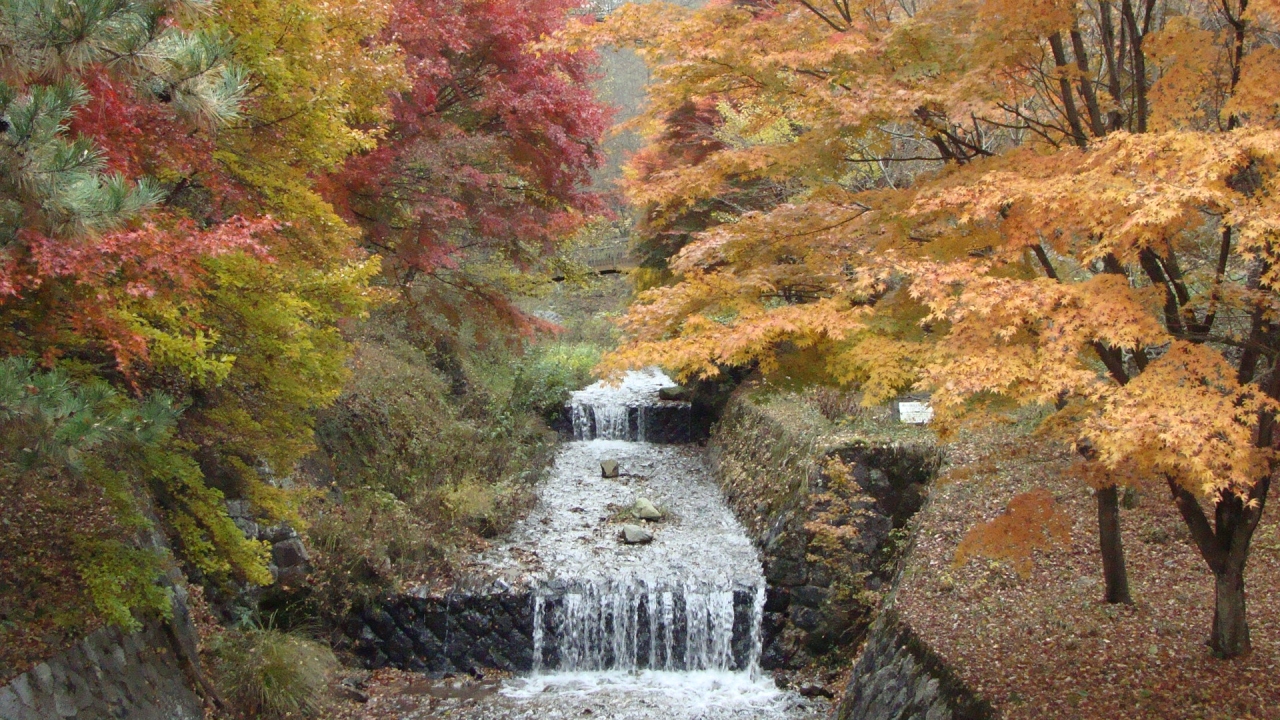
[407,370,823,719]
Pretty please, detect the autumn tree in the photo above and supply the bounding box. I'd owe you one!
[582,0,1280,656]
[337,0,610,345]
[0,0,298,621]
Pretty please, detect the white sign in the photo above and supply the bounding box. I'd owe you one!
[898,401,933,425]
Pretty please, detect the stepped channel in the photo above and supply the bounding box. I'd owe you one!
[461,370,822,719]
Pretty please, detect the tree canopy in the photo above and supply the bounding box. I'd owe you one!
[0,0,606,630]
[577,0,1280,657]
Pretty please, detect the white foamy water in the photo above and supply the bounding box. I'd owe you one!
[454,369,823,718]
[496,670,818,718]
[569,369,681,441]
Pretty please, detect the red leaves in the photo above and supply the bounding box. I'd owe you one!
[25,216,273,294]
[1,216,276,372]
[69,67,236,203]
[339,0,609,282]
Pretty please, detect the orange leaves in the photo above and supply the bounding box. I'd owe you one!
[913,265,1167,406]
[1084,342,1278,499]
[1146,18,1229,132]
[600,289,873,382]
[914,130,1280,262]
[954,488,1071,576]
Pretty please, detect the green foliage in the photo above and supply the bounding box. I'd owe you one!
[510,342,602,422]
[208,626,337,719]
[74,538,172,630]
[0,359,177,672]
[0,357,269,648]
[0,0,244,239]
[0,358,175,470]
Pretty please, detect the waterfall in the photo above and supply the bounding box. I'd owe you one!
[533,578,761,673]
[567,369,688,441]
[490,367,803,719]
[525,369,768,679]
[570,400,633,440]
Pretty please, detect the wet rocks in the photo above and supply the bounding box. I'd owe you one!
[227,499,313,585]
[619,524,653,544]
[632,497,662,520]
[601,460,620,478]
[342,591,537,673]
[798,682,836,699]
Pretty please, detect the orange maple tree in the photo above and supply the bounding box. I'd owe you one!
[577,0,1280,657]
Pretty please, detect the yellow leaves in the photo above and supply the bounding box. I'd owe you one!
[600,286,873,383]
[954,488,1071,576]
[1146,17,1228,132]
[916,130,1280,261]
[600,0,1280,520]
[1083,342,1278,499]
[1223,46,1280,127]
[911,260,1177,417]
[826,335,925,404]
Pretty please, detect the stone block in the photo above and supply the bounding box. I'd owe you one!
[271,537,311,568]
[790,606,822,632]
[764,556,807,586]
[0,686,34,720]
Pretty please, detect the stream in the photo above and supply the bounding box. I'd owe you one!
[404,370,823,719]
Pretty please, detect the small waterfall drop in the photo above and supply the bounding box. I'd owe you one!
[488,369,809,718]
[534,577,758,672]
[567,369,689,442]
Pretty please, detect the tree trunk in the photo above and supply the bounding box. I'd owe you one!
[1168,475,1269,660]
[1212,565,1250,657]
[1096,485,1133,604]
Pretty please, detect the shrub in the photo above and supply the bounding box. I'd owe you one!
[510,342,602,422]
[209,627,337,719]
[300,317,550,618]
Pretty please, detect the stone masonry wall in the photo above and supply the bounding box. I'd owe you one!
[340,589,537,674]
[836,609,994,720]
[0,621,202,720]
[709,390,941,670]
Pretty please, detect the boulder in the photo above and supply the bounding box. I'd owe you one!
[272,537,311,569]
[619,524,653,544]
[632,497,663,521]
[798,682,835,699]
[601,460,620,478]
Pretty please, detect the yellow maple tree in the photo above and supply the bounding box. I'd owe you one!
[581,0,1280,657]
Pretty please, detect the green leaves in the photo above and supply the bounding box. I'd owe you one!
[0,357,177,471]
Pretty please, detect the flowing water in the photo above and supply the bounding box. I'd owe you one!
[425,370,823,719]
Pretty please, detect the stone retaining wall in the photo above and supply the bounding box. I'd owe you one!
[0,621,202,720]
[709,391,941,670]
[836,610,994,720]
[342,584,764,674]
[341,589,537,673]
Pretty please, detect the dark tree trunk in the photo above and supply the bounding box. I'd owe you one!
[1168,475,1270,658]
[1213,564,1249,656]
[1096,485,1133,604]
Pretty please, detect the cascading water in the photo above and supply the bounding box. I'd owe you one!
[535,578,751,673]
[468,370,818,718]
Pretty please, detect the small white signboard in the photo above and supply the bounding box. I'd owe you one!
[897,400,934,425]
